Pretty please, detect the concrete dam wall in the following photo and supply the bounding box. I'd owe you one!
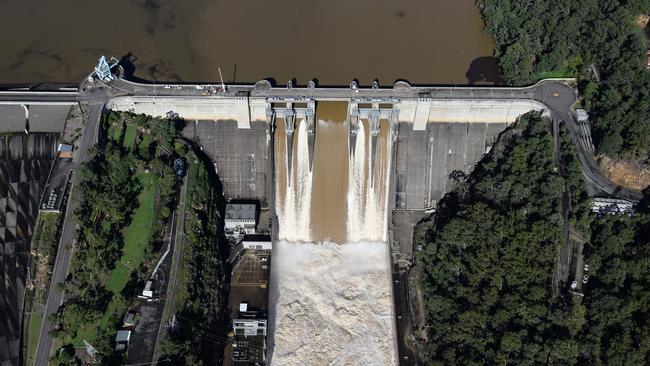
[107,93,546,211]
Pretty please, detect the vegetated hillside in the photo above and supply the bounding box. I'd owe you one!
[416,112,650,365]
[417,112,579,364]
[580,212,650,364]
[476,0,650,161]
[51,111,180,364]
[159,148,229,366]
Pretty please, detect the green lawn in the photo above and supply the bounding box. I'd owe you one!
[108,124,123,143]
[72,173,155,345]
[25,312,43,365]
[123,124,138,150]
[139,132,152,150]
[107,174,154,295]
[535,69,570,80]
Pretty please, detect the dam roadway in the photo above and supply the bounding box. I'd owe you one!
[0,76,640,365]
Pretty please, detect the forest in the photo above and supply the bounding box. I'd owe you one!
[416,112,650,364]
[476,0,650,160]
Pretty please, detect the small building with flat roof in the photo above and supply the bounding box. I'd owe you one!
[242,234,272,250]
[575,109,588,123]
[225,203,257,234]
[115,330,131,352]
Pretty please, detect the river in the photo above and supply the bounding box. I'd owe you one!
[0,0,498,85]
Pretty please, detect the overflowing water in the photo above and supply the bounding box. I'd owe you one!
[275,118,313,242]
[271,102,396,365]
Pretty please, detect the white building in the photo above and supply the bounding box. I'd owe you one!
[233,319,268,337]
[242,234,272,250]
[575,109,589,123]
[591,197,635,215]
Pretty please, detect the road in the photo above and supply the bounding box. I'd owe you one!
[32,102,103,366]
[151,170,189,363]
[557,110,642,201]
[128,172,188,365]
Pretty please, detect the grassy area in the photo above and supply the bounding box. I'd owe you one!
[536,69,570,79]
[108,173,154,295]
[139,133,152,151]
[123,124,138,150]
[25,307,43,365]
[26,308,43,365]
[108,123,123,143]
[72,173,156,344]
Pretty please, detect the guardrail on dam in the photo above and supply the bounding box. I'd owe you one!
[105,79,555,130]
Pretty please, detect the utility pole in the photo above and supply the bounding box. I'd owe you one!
[218,67,226,93]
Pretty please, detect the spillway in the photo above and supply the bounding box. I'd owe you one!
[270,101,397,365]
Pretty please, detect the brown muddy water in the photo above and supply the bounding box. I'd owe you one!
[0,0,498,85]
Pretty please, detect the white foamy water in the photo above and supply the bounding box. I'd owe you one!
[347,120,391,242]
[276,120,312,242]
[270,241,396,366]
[271,103,396,365]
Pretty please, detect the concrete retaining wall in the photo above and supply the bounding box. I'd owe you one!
[106,96,255,129]
[400,99,548,130]
[106,96,547,134]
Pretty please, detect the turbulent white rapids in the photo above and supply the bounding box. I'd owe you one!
[270,241,395,366]
[271,109,397,366]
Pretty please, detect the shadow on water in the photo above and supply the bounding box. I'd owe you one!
[119,53,155,84]
[117,53,507,88]
[119,52,184,84]
[465,56,502,85]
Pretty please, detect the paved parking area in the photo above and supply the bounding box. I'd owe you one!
[182,120,270,207]
[394,121,508,209]
[228,251,270,321]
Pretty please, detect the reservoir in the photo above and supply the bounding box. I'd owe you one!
[0,0,497,85]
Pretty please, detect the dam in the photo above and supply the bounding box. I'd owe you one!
[100,79,568,364]
[2,75,598,365]
[102,79,567,364]
[105,79,559,213]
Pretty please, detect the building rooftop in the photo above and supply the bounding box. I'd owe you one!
[242,234,271,242]
[591,197,635,215]
[115,330,131,342]
[575,108,588,123]
[226,203,256,221]
[57,143,73,152]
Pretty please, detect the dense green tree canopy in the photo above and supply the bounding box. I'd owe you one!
[477,0,650,159]
[417,113,579,365]
[417,112,650,364]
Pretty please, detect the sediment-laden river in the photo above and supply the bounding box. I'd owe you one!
[0,0,497,85]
